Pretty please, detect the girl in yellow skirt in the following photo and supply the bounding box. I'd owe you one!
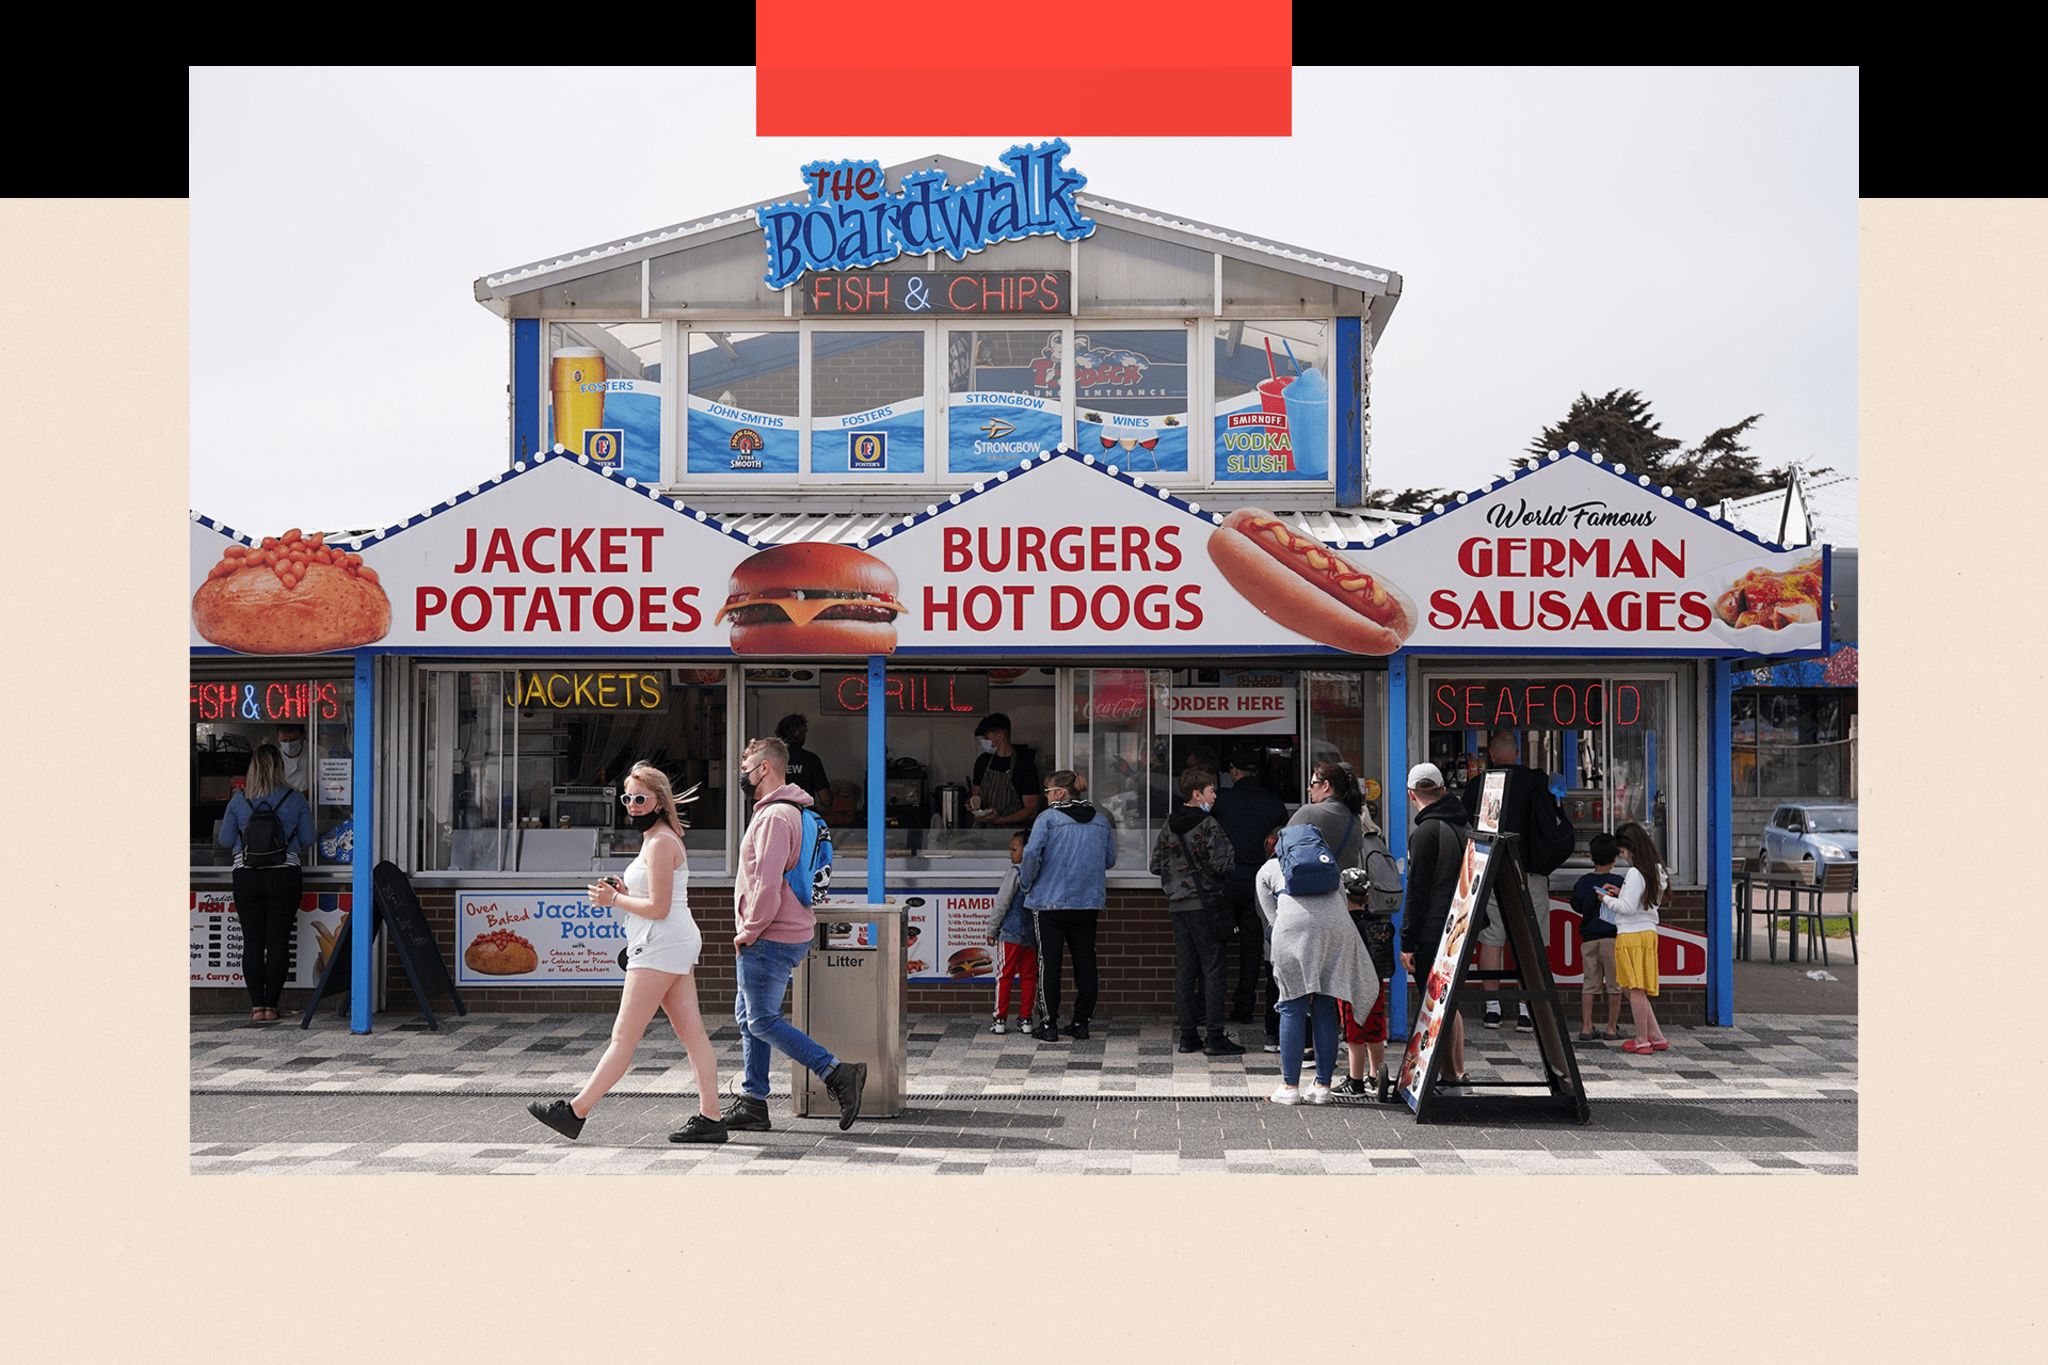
[1600,821,1671,1056]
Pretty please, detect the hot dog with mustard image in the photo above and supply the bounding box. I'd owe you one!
[1208,509,1415,655]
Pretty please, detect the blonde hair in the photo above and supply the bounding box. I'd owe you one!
[245,743,286,798]
[624,762,689,842]
[743,735,789,770]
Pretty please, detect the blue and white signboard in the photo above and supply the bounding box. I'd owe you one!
[687,396,800,475]
[948,391,1062,472]
[758,140,1096,290]
[813,398,927,474]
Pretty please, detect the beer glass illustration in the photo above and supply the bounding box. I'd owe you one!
[550,347,607,453]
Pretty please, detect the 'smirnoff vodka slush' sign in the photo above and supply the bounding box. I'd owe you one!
[757,140,1095,290]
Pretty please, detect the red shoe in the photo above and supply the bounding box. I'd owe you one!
[1622,1039,1658,1055]
[1649,1038,1670,1052]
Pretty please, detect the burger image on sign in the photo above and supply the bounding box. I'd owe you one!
[715,543,908,655]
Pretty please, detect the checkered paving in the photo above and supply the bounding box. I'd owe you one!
[190,1011,1857,1104]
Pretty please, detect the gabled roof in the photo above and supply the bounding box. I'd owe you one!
[1716,469,1859,549]
[475,152,1400,307]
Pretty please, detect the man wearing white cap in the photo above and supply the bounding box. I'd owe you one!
[1398,763,1472,1084]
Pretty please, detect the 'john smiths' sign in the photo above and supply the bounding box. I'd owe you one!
[759,141,1096,290]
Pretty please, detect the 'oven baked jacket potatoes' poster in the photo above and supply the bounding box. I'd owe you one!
[191,449,1826,659]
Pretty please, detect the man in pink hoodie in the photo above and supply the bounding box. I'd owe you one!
[727,736,868,1132]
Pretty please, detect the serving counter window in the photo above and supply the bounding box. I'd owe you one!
[741,665,1053,872]
[1422,671,1687,878]
[190,673,356,870]
[1074,666,1385,868]
[414,666,729,875]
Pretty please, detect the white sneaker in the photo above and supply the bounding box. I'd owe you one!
[1269,1084,1302,1105]
[1019,1017,1033,1034]
[1303,1082,1333,1105]
[990,1018,1007,1035]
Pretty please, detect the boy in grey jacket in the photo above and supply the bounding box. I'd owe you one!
[1150,769,1243,1056]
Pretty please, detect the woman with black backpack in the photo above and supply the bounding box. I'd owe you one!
[218,743,315,1023]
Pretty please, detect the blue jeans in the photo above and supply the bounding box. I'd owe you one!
[735,937,838,1101]
[1276,993,1339,1087]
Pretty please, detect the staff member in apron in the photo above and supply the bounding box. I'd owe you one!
[969,713,1042,831]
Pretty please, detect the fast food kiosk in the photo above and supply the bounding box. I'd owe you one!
[189,144,1829,1031]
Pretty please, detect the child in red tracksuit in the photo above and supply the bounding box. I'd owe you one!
[987,832,1037,1035]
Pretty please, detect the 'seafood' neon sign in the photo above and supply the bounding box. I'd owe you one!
[1431,679,1644,730]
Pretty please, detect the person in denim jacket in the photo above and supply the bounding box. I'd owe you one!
[1018,769,1116,1042]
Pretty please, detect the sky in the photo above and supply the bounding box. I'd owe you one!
[189,66,1857,533]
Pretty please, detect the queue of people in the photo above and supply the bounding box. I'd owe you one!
[219,704,1673,1133]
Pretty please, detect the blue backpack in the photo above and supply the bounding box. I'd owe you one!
[764,799,833,907]
[1276,824,1340,896]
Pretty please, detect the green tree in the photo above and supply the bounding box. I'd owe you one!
[1362,484,1450,514]
[1519,388,1683,480]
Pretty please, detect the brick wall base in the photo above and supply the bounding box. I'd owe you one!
[192,886,1708,1028]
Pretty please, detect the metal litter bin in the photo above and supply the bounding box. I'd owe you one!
[791,902,908,1119]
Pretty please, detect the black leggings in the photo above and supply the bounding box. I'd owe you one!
[1034,908,1099,1026]
[233,865,302,1008]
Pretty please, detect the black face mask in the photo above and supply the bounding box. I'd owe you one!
[625,809,663,832]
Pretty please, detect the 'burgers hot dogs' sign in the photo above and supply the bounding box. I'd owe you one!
[191,449,1823,657]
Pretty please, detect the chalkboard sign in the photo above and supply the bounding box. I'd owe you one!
[298,864,468,1030]
[374,861,466,1027]
[1394,831,1589,1124]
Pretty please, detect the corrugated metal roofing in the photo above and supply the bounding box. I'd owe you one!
[709,503,1412,548]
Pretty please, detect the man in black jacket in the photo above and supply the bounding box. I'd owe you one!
[1461,730,1556,1031]
[1399,763,1471,1081]
[1213,747,1286,1029]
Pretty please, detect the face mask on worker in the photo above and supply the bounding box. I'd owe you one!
[281,740,304,758]
[978,738,996,754]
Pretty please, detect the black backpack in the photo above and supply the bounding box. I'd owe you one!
[1525,782,1576,875]
[240,795,291,868]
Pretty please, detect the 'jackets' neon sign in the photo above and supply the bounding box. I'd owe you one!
[759,141,1095,291]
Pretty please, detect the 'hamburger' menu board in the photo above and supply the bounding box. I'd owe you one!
[898,889,1005,983]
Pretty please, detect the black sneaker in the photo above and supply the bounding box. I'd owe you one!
[1329,1076,1371,1097]
[725,1095,772,1132]
[824,1061,868,1130]
[1177,1034,1204,1053]
[1066,1020,1090,1041]
[1482,1003,1503,1029]
[1038,1021,1062,1043]
[669,1113,729,1144]
[1203,1034,1247,1057]
[1517,1007,1535,1031]
[526,1099,585,1141]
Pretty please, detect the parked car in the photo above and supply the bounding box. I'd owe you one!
[1758,804,1858,884]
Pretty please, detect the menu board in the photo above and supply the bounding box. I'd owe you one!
[894,887,1005,982]
[190,887,351,988]
[1396,838,1493,1105]
[455,889,626,986]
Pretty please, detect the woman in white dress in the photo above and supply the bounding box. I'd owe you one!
[527,763,726,1144]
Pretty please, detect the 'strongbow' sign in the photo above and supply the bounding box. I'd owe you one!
[758,140,1096,290]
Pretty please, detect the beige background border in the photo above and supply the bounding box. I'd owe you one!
[0,196,2035,1360]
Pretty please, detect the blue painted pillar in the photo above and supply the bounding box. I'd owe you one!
[867,655,886,904]
[1562,728,1581,788]
[1387,653,1410,1039]
[513,319,541,464]
[1336,317,1363,504]
[350,650,374,1034]
[1707,659,1734,1026]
